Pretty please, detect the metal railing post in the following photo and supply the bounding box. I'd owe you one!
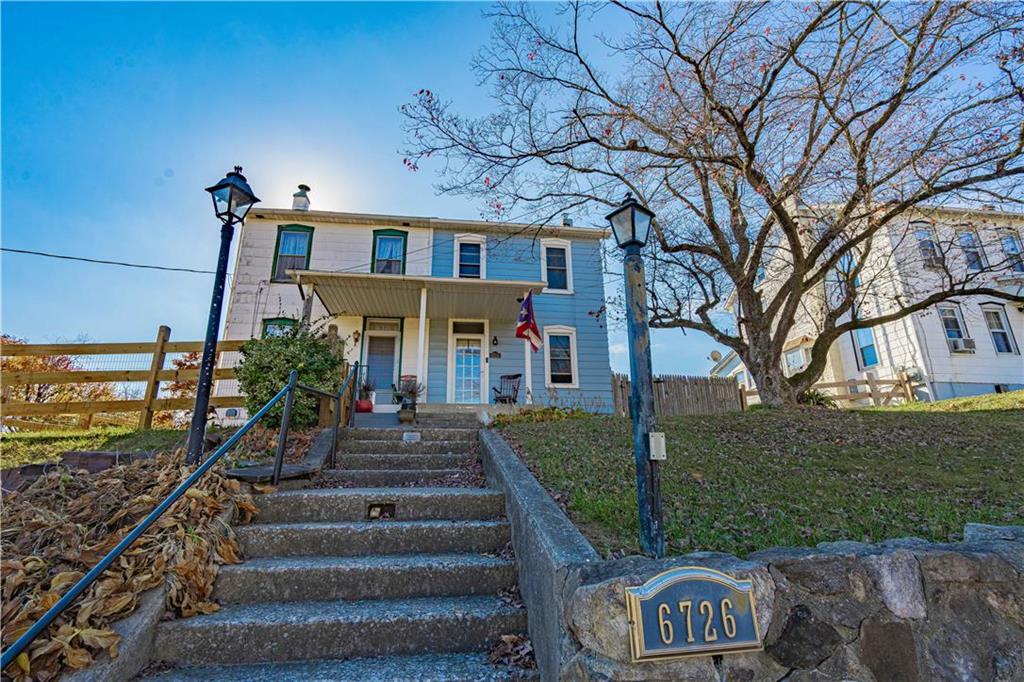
[330,395,341,469]
[272,370,299,485]
[348,362,360,427]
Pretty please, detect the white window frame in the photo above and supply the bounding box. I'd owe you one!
[543,325,579,389]
[912,223,942,267]
[453,233,487,279]
[981,304,1019,355]
[540,238,574,294]
[999,229,1024,273]
[783,347,810,376]
[852,327,880,370]
[446,318,490,404]
[957,228,987,271]
[937,305,969,340]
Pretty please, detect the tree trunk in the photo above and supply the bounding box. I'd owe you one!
[746,356,800,407]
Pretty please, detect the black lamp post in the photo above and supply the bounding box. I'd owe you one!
[185,166,260,465]
[606,192,664,558]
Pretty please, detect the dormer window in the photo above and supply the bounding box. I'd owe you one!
[372,229,407,274]
[454,234,486,278]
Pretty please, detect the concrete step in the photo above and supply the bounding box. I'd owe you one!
[254,487,506,523]
[337,453,472,470]
[142,652,536,681]
[238,520,510,558]
[343,427,479,442]
[214,553,516,603]
[414,417,481,428]
[153,596,529,665]
[337,469,464,486]
[336,440,478,455]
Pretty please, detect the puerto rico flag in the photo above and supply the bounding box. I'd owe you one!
[516,291,542,351]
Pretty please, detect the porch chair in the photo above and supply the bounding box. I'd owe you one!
[492,374,522,404]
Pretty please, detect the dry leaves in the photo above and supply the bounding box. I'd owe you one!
[488,633,536,671]
[1,449,256,681]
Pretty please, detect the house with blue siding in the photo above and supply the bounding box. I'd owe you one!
[218,186,614,413]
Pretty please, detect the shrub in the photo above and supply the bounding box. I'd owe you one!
[235,329,342,427]
[493,406,589,426]
[798,388,838,408]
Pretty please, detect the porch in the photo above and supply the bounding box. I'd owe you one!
[291,270,546,409]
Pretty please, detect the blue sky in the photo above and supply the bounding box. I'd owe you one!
[1,1,721,376]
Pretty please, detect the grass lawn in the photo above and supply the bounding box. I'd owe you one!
[0,427,188,469]
[499,391,1024,558]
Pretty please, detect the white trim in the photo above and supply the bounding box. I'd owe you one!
[540,238,574,294]
[981,304,1019,355]
[543,325,579,389]
[446,318,490,404]
[453,233,487,279]
[416,288,428,383]
[361,320,402,393]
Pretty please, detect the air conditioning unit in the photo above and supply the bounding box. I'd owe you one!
[923,256,944,269]
[947,338,976,353]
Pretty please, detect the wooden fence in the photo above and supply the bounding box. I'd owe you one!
[740,372,914,409]
[1,325,246,429]
[612,374,743,417]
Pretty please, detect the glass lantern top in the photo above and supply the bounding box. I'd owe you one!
[205,166,260,224]
[605,192,655,249]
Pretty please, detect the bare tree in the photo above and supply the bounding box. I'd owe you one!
[401,1,1024,406]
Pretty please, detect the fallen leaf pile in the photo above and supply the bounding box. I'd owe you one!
[488,633,536,671]
[227,425,317,465]
[1,449,258,681]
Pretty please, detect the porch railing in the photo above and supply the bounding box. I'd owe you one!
[0,362,360,669]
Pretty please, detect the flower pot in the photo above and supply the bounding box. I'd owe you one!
[398,408,415,424]
[355,399,373,413]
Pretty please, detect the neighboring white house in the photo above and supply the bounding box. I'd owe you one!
[215,185,615,415]
[710,205,1024,401]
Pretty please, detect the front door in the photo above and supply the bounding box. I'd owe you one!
[365,335,397,396]
[453,337,483,403]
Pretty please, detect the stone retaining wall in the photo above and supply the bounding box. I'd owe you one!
[480,429,1024,681]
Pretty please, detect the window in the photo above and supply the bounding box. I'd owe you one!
[372,229,407,274]
[454,235,486,278]
[262,317,297,338]
[272,225,313,281]
[543,326,578,388]
[853,327,879,368]
[735,371,747,388]
[957,230,986,271]
[1001,231,1024,273]
[914,224,941,267]
[938,306,966,340]
[541,239,573,293]
[983,306,1018,354]
[784,347,809,375]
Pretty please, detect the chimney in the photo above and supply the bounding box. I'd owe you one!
[562,213,573,227]
[292,184,311,211]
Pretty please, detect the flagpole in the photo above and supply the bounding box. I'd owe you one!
[523,339,533,404]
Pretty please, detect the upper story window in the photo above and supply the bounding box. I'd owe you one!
[272,225,313,282]
[913,223,941,268]
[454,234,486,279]
[543,325,578,388]
[1000,231,1024,273]
[541,238,573,294]
[957,229,986,271]
[853,327,879,369]
[982,305,1018,354]
[262,317,297,338]
[372,229,407,274]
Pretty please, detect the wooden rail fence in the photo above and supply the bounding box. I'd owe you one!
[612,374,742,417]
[1,325,246,428]
[740,372,914,409]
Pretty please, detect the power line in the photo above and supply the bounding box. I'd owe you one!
[1,247,230,276]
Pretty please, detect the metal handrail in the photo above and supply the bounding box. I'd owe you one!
[2,361,362,668]
[0,381,293,670]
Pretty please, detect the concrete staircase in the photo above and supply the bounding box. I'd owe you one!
[146,426,531,681]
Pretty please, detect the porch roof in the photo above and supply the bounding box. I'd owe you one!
[289,269,547,319]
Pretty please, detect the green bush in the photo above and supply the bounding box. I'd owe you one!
[798,388,838,408]
[235,329,342,427]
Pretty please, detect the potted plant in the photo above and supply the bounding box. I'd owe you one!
[356,380,374,413]
[397,378,424,424]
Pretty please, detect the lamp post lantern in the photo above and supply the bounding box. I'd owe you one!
[606,192,664,558]
[185,166,260,465]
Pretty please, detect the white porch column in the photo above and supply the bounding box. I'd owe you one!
[417,287,428,386]
[523,339,533,404]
